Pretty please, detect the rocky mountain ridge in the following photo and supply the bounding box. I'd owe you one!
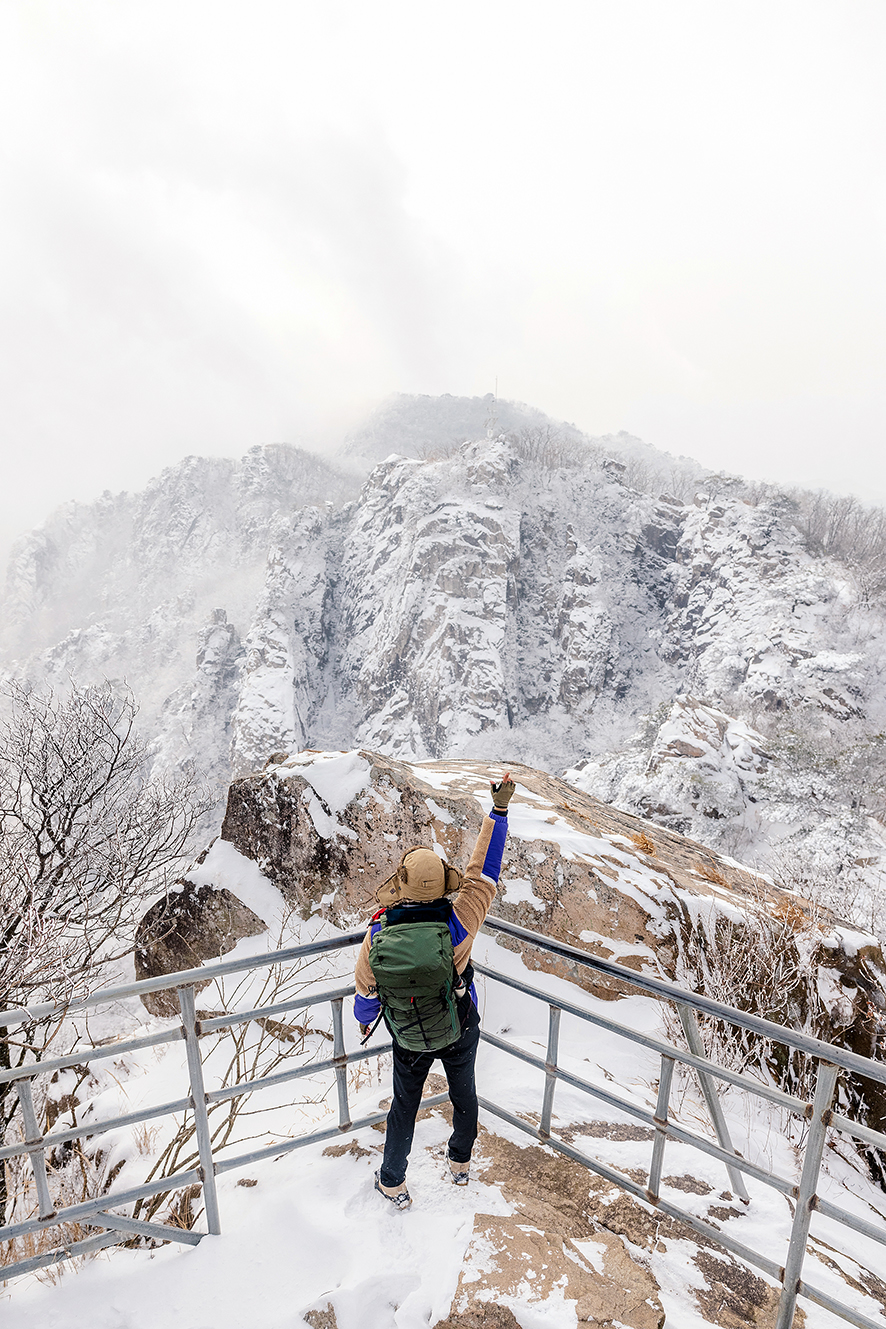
[3,394,886,929]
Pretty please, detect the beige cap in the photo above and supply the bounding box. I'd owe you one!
[399,848,446,901]
[373,846,463,906]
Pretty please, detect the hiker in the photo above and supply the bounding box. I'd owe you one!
[354,772,515,1210]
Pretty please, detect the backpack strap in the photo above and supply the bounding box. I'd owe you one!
[359,1008,386,1046]
[454,957,474,999]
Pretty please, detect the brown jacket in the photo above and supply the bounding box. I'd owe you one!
[355,813,504,999]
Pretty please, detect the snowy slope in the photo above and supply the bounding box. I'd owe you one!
[4,758,886,1329]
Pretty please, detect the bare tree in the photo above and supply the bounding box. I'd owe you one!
[0,679,209,1225]
[791,488,886,603]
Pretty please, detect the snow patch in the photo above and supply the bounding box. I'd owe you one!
[502,877,546,913]
[284,750,372,814]
[189,839,287,932]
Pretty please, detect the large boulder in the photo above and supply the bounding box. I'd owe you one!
[135,875,265,1016]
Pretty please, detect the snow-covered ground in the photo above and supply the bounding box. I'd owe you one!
[4,927,886,1329]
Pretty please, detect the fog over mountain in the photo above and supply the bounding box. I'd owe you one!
[3,393,886,929]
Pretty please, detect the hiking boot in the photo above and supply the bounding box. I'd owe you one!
[374,1170,412,1210]
[448,1155,470,1186]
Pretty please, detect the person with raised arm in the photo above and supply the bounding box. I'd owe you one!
[354,772,515,1209]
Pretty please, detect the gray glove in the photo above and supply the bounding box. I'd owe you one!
[491,772,515,811]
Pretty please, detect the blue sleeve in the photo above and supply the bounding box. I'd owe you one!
[354,992,381,1023]
[449,913,476,1007]
[481,810,509,883]
[448,913,468,947]
[354,920,383,1024]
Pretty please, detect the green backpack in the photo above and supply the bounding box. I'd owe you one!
[369,903,461,1052]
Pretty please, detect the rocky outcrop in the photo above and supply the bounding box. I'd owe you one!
[135,878,265,1016]
[216,749,886,1180]
[220,748,706,986]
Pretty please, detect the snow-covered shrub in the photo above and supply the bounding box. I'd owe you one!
[0,679,208,1230]
[131,949,333,1231]
[667,881,886,1187]
[1,1064,111,1277]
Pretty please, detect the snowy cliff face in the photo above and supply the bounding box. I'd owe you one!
[222,436,689,774]
[566,491,886,909]
[3,398,886,910]
[1,445,356,742]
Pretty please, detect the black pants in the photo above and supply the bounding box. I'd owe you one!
[379,1002,480,1188]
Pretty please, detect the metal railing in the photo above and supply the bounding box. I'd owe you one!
[0,918,884,1329]
[480,918,886,1329]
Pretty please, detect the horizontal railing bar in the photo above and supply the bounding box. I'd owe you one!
[481,1031,795,1198]
[0,1095,193,1162]
[660,1118,794,1197]
[828,1111,886,1155]
[1,1005,386,1157]
[481,918,886,1087]
[798,1276,886,1329]
[474,962,809,1116]
[0,1229,123,1282]
[0,1167,201,1244]
[205,1041,394,1106]
[0,930,368,1027]
[814,1197,886,1251]
[477,1095,784,1281]
[92,1210,203,1247]
[212,1093,451,1176]
[0,1028,182,1087]
[0,1051,408,1254]
[3,912,882,1099]
[199,984,356,1033]
[551,1060,790,1197]
[481,1030,656,1125]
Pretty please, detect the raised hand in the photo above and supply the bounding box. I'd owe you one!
[490,770,515,811]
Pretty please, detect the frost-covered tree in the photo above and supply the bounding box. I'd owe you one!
[0,679,208,1224]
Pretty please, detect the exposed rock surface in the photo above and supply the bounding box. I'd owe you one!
[450,1132,665,1328]
[424,1116,817,1329]
[135,878,265,1016]
[216,749,886,1176]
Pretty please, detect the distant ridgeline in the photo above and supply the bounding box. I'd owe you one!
[3,392,886,926]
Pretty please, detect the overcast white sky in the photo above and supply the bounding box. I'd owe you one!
[1,0,885,564]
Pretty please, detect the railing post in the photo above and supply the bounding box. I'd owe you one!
[677,1002,751,1202]
[539,1005,561,1140]
[178,985,222,1236]
[331,998,351,1130]
[774,1060,839,1329]
[16,1078,56,1220]
[647,1053,675,1202]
